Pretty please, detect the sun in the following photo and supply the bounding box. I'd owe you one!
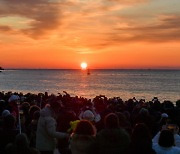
[81,62,88,70]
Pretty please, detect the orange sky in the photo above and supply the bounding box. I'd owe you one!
[0,0,180,69]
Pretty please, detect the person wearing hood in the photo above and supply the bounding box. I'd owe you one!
[36,101,69,154]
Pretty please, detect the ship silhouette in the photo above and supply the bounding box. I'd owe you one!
[87,69,90,75]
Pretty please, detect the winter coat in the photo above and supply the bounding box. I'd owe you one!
[36,106,67,151]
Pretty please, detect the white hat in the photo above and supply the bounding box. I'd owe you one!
[2,110,10,117]
[82,110,95,121]
[8,95,20,103]
[161,113,168,118]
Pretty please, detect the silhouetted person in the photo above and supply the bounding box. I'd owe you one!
[6,133,39,154]
[96,113,130,154]
[127,123,155,154]
[70,120,97,154]
[0,114,19,153]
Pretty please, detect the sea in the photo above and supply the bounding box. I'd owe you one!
[0,69,180,103]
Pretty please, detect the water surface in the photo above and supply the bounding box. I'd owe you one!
[0,69,180,102]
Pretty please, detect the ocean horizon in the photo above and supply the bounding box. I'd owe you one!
[0,69,180,103]
[3,68,180,70]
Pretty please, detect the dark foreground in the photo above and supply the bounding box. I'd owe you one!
[0,91,180,154]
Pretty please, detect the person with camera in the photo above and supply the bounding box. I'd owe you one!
[153,130,180,154]
[152,119,180,147]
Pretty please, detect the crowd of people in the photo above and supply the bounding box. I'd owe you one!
[0,91,180,154]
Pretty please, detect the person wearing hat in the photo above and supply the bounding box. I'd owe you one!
[8,95,20,120]
[79,106,101,123]
[1,109,10,117]
[36,101,69,154]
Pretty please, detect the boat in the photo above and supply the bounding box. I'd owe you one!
[87,69,90,75]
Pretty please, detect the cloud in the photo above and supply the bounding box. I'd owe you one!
[0,25,13,32]
[0,0,179,45]
[109,14,180,43]
[0,0,64,38]
[0,0,151,40]
[106,0,150,5]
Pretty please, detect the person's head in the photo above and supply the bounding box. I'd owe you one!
[158,130,174,147]
[116,112,127,126]
[131,123,153,152]
[8,95,20,106]
[29,105,40,119]
[104,113,119,129]
[21,102,30,115]
[33,110,40,120]
[73,120,96,136]
[82,110,95,121]
[159,113,169,124]
[0,100,5,114]
[1,109,10,117]
[15,133,29,150]
[161,113,168,119]
[139,108,149,116]
[176,100,180,108]
[3,114,16,129]
[50,100,62,114]
[132,123,151,141]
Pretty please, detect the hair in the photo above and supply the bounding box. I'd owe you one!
[3,114,16,129]
[33,110,40,120]
[104,113,119,129]
[21,102,30,113]
[73,120,96,136]
[158,130,174,147]
[29,105,40,119]
[176,100,180,108]
[15,133,29,149]
[131,123,154,154]
[132,123,151,140]
[50,101,62,113]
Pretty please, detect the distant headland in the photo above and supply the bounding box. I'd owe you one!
[0,67,4,71]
